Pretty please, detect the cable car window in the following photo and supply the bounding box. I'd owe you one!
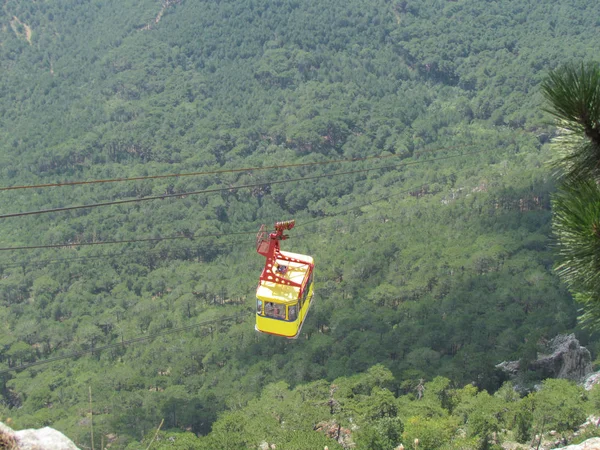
[302,274,313,302]
[256,299,263,315]
[265,302,286,320]
[288,305,298,321]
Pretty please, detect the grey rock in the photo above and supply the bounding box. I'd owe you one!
[0,422,79,450]
[584,371,600,391]
[0,420,14,435]
[550,437,600,449]
[496,334,592,383]
[495,359,519,376]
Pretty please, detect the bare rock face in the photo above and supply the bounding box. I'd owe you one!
[0,421,79,450]
[1,421,18,449]
[496,334,593,383]
[543,334,593,380]
[584,371,600,391]
[550,437,600,449]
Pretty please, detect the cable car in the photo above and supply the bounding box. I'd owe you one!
[255,220,315,339]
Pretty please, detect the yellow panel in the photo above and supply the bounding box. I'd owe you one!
[256,314,300,338]
[256,251,314,338]
[257,251,313,304]
[256,276,315,339]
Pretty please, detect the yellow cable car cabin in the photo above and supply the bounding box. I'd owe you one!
[255,220,315,339]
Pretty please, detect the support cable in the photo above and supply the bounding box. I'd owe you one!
[0,149,484,220]
[0,231,254,252]
[0,143,474,192]
[0,312,251,374]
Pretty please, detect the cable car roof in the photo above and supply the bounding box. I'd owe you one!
[257,251,313,304]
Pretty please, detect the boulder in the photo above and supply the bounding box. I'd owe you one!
[550,437,600,450]
[0,421,79,450]
[1,421,17,449]
[584,371,600,391]
[496,334,592,383]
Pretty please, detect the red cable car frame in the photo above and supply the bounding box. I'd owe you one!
[255,220,315,338]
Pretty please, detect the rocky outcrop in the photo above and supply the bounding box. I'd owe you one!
[584,371,600,391]
[550,437,600,449]
[496,334,592,382]
[0,421,79,450]
[314,420,354,449]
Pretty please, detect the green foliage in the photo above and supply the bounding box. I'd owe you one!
[194,376,593,450]
[132,431,201,450]
[542,62,600,182]
[355,416,404,450]
[402,415,459,450]
[588,384,600,413]
[532,379,587,433]
[552,180,600,325]
[464,392,504,449]
[0,0,596,447]
[545,62,600,326]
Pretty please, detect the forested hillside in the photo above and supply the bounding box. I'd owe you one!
[0,0,599,448]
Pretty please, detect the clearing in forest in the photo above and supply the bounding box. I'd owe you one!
[10,16,32,44]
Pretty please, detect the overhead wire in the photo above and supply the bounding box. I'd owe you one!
[0,143,475,192]
[298,180,435,228]
[0,171,456,266]
[0,167,454,275]
[0,312,252,374]
[0,243,218,269]
[0,181,421,263]
[0,251,145,270]
[0,151,520,372]
[0,148,485,220]
[0,137,540,377]
[0,174,519,380]
[0,279,343,375]
[0,146,501,252]
[0,271,367,375]
[0,274,346,374]
[0,230,255,252]
[289,178,456,244]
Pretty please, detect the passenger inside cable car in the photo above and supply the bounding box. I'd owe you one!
[255,220,315,339]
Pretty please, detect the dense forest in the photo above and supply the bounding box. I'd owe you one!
[0,0,599,448]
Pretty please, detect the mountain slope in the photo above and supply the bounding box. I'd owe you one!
[0,0,598,447]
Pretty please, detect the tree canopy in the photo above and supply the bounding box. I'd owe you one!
[0,0,599,447]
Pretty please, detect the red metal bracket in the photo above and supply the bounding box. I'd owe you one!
[256,220,314,292]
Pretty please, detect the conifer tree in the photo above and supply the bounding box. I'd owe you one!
[542,62,600,326]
